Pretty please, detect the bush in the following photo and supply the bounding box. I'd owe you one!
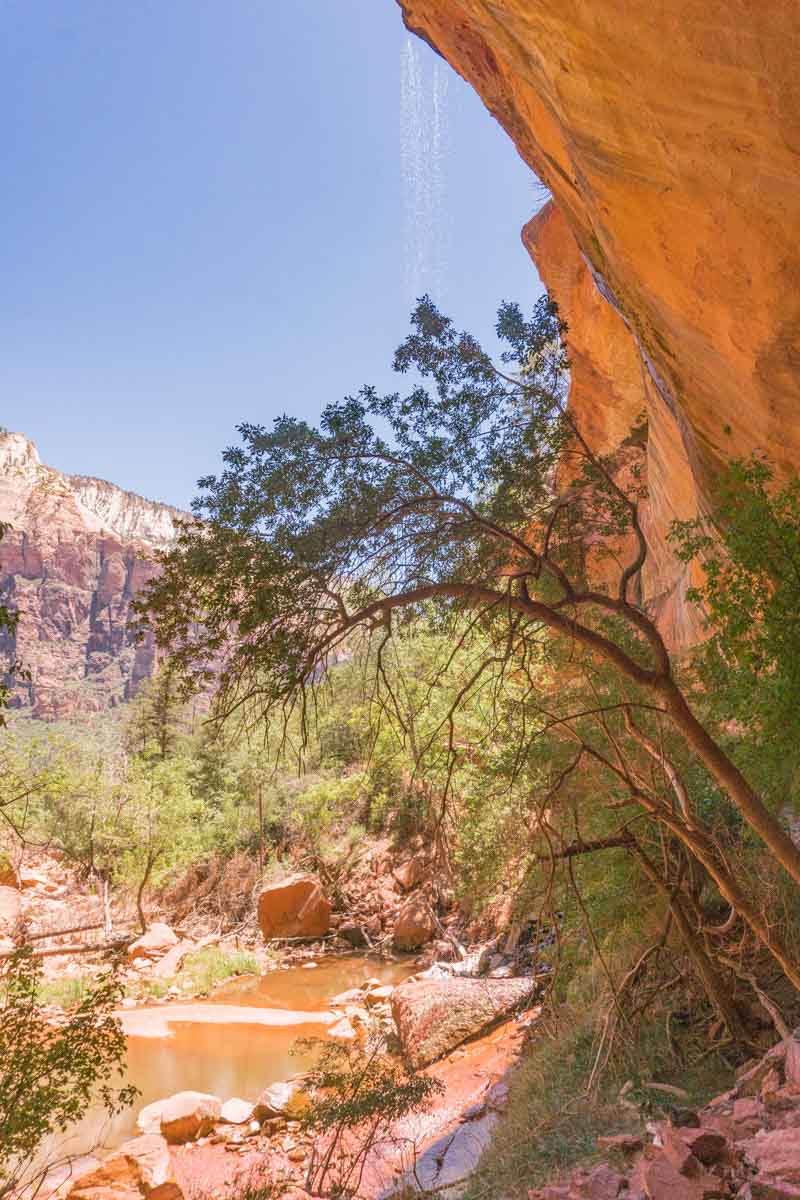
[466,1007,735,1199]
[0,949,138,1198]
[36,973,93,1009]
[181,946,259,994]
[297,1032,444,1196]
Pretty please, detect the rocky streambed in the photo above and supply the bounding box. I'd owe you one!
[10,856,544,1199]
[45,952,538,1200]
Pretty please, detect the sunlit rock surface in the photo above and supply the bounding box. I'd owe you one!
[0,432,183,717]
[399,0,800,643]
[523,202,705,647]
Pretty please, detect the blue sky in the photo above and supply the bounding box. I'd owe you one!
[2,1,542,510]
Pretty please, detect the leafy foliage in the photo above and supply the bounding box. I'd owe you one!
[297,1032,444,1197]
[0,949,137,1198]
[139,295,587,731]
[671,454,800,805]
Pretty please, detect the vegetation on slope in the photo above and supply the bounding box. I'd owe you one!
[3,297,800,1195]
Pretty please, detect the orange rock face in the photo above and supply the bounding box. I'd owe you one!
[398,0,800,640]
[523,203,704,646]
[256,874,331,941]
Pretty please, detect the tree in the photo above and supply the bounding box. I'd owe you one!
[671,454,800,804]
[0,948,137,1199]
[296,1031,444,1197]
[125,663,194,761]
[140,295,800,989]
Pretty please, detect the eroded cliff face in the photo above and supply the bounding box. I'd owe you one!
[398,0,800,642]
[522,203,704,647]
[0,432,182,718]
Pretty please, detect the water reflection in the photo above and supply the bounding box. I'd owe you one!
[76,955,416,1153]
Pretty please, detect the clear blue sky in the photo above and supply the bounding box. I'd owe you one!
[2,1,542,510]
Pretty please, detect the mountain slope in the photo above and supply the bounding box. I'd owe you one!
[0,432,184,718]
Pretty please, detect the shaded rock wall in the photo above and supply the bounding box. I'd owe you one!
[0,432,183,718]
[398,0,800,642]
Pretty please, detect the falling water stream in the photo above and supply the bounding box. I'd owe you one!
[400,36,449,306]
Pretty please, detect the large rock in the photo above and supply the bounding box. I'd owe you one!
[0,885,21,935]
[398,1,800,644]
[158,1092,221,1144]
[393,855,428,892]
[67,1134,182,1200]
[253,1077,310,1121]
[127,924,178,963]
[135,1100,166,1137]
[257,874,330,941]
[150,938,194,978]
[219,1097,254,1125]
[391,976,537,1067]
[392,893,436,951]
[742,1128,800,1183]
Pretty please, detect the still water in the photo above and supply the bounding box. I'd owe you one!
[81,956,415,1153]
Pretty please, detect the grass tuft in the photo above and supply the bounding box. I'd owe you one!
[181,946,260,994]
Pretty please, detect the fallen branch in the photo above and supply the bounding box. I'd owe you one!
[25,918,137,943]
[0,937,132,961]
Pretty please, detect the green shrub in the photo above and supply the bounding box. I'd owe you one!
[36,974,93,1009]
[0,949,137,1198]
[467,1007,735,1199]
[181,946,259,994]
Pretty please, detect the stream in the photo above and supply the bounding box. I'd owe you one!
[61,956,416,1160]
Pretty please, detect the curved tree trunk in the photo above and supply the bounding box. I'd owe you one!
[658,678,800,889]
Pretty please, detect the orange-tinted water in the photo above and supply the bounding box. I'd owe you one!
[73,955,416,1154]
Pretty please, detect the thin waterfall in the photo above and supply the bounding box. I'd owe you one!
[400,36,449,307]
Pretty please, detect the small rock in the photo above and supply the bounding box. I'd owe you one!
[329,987,364,1007]
[127,924,178,964]
[219,1098,254,1125]
[254,1078,310,1121]
[750,1179,800,1199]
[679,1126,728,1165]
[733,1096,764,1136]
[328,1015,358,1042]
[365,984,394,1005]
[338,924,368,948]
[596,1134,644,1156]
[742,1127,800,1182]
[580,1163,625,1199]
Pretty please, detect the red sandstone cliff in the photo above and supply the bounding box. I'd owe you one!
[0,432,182,718]
[398,0,800,644]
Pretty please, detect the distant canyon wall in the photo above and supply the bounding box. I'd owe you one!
[398,0,800,645]
[0,432,183,718]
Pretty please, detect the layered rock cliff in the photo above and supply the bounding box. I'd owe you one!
[0,432,182,718]
[398,0,800,644]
